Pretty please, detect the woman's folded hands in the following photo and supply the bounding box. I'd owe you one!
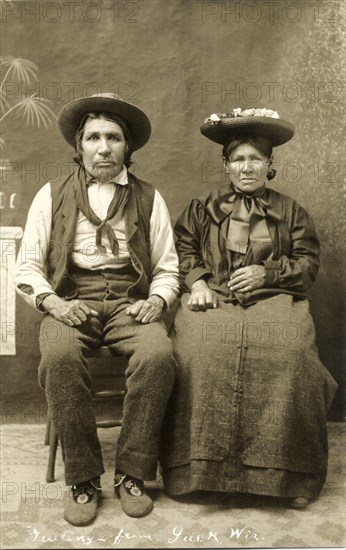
[227,265,266,293]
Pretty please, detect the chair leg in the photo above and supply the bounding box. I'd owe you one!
[46,422,59,483]
[44,418,51,446]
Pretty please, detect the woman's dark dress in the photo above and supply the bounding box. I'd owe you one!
[160,185,337,500]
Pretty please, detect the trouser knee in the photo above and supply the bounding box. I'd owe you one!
[130,340,176,384]
[38,344,90,393]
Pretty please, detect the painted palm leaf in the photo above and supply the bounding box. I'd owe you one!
[1,57,38,86]
[14,94,57,128]
[0,94,56,127]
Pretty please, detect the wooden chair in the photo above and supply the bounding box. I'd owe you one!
[44,346,127,483]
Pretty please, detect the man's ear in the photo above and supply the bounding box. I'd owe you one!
[223,156,229,173]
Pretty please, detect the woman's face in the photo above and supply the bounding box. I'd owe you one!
[224,143,269,193]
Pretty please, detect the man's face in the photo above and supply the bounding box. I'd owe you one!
[81,117,127,182]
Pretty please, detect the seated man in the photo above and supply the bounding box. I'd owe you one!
[15,92,179,525]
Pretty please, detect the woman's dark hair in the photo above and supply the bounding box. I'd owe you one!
[222,134,276,180]
[73,111,133,168]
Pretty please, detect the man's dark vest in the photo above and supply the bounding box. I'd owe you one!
[46,171,155,302]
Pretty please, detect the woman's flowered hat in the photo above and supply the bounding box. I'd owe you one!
[200,108,295,147]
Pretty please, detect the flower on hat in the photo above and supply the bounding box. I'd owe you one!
[204,108,280,124]
[206,113,221,124]
[238,108,279,118]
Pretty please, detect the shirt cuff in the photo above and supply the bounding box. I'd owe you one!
[36,292,56,312]
[16,283,57,312]
[185,268,213,290]
[149,287,177,309]
[263,260,280,287]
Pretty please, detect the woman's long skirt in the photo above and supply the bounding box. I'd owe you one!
[160,294,337,500]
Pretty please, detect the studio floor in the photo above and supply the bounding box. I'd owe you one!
[0,422,345,550]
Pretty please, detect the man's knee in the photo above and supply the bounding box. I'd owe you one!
[39,317,76,349]
[40,337,83,364]
[38,342,88,389]
[130,335,175,379]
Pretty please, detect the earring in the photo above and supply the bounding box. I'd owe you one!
[267,167,277,181]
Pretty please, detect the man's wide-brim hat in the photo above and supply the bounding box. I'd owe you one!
[57,92,151,151]
[200,108,295,147]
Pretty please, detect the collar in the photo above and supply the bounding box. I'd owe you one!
[206,184,281,224]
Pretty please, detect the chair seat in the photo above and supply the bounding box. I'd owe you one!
[92,389,126,399]
[85,346,116,358]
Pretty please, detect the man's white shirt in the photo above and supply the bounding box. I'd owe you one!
[16,168,180,310]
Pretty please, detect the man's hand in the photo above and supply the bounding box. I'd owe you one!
[227,265,266,293]
[188,279,217,311]
[41,295,98,326]
[126,295,165,324]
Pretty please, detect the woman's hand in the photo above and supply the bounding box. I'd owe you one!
[188,279,218,311]
[227,265,266,293]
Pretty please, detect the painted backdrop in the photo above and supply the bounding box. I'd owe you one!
[1,0,344,420]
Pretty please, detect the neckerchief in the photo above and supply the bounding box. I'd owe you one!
[73,166,129,256]
[206,185,278,263]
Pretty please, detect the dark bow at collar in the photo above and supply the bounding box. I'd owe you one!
[205,185,281,261]
[205,185,281,225]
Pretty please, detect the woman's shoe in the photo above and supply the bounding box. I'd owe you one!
[291,496,309,509]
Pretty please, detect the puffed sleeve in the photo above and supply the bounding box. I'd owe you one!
[263,201,320,292]
[174,199,213,291]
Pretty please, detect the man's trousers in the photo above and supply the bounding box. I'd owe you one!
[38,266,176,486]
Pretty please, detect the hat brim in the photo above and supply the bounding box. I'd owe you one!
[200,116,295,147]
[58,96,151,151]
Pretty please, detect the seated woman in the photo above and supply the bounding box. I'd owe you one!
[160,108,337,509]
